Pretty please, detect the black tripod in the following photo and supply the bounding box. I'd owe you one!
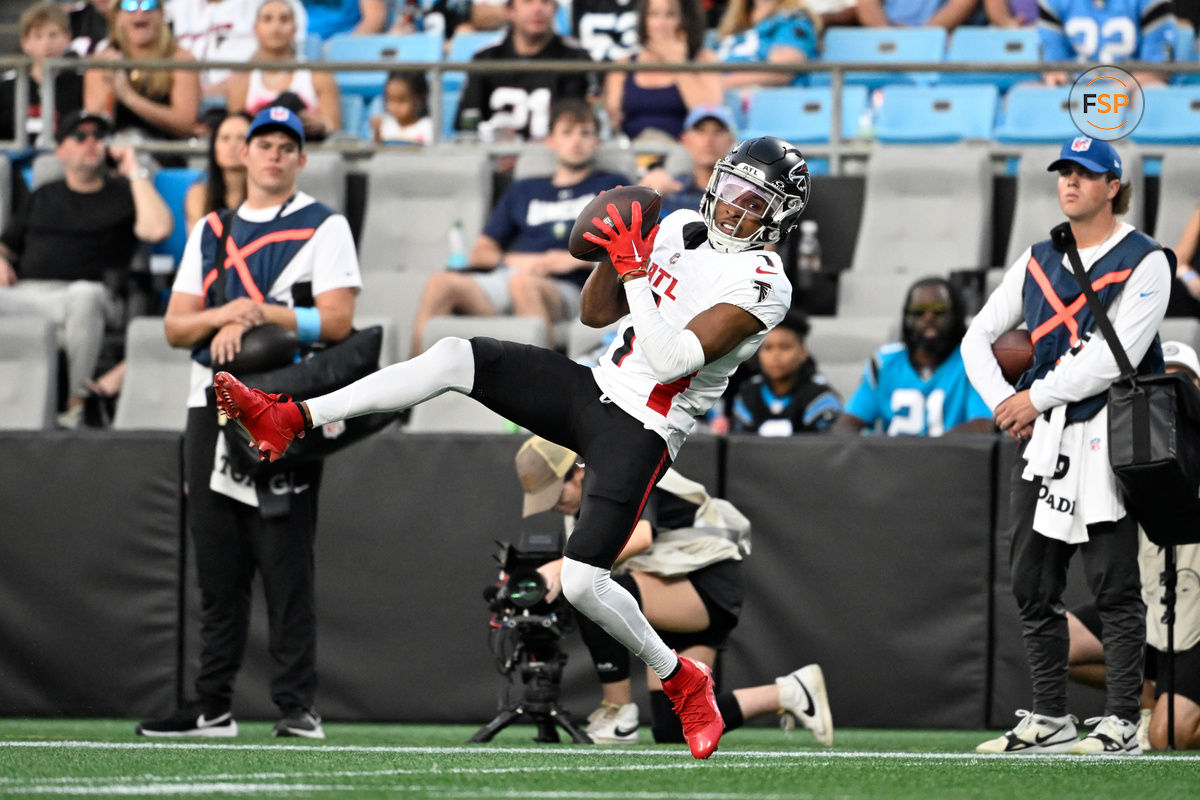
[469,644,591,744]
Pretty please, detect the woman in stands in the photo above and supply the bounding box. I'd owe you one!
[226,0,341,141]
[83,0,201,144]
[602,0,722,143]
[715,0,818,90]
[184,112,251,231]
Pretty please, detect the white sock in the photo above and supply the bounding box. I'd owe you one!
[559,558,679,680]
[305,337,475,427]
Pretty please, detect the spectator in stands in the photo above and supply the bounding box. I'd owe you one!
[856,0,979,28]
[640,105,737,217]
[0,3,84,143]
[832,277,993,435]
[572,0,640,61]
[167,0,308,101]
[184,111,251,231]
[515,435,835,748]
[301,0,386,38]
[454,0,594,141]
[0,110,172,427]
[67,0,110,56]
[83,0,202,145]
[414,0,477,43]
[1065,340,1200,751]
[227,0,341,141]
[803,0,858,25]
[369,70,433,144]
[603,0,722,143]
[1167,204,1200,317]
[715,0,818,91]
[983,0,1038,26]
[730,309,841,435]
[411,100,625,355]
[1039,0,1175,86]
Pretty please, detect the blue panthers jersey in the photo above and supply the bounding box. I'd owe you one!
[845,344,991,436]
[716,10,818,66]
[1038,0,1175,62]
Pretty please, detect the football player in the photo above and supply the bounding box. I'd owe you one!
[211,136,808,760]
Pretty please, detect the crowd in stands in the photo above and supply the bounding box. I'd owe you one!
[0,0,1198,434]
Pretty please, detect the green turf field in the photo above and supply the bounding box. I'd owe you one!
[1,719,1197,798]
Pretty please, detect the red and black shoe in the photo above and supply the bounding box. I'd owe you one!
[661,655,724,759]
[213,372,306,462]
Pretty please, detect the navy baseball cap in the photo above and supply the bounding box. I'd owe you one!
[1047,135,1121,179]
[247,106,305,149]
[684,105,737,135]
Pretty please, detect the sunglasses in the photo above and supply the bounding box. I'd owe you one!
[119,0,161,12]
[906,303,949,317]
[68,129,107,143]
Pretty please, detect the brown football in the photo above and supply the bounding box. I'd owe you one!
[569,185,662,261]
[993,329,1034,384]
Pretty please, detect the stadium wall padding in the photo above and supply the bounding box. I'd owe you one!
[0,430,1105,729]
[0,432,182,717]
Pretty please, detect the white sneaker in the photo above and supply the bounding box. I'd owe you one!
[585,701,639,744]
[1136,708,1152,752]
[1069,714,1142,755]
[976,710,1078,754]
[777,664,834,746]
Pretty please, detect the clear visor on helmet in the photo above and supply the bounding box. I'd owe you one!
[713,173,781,222]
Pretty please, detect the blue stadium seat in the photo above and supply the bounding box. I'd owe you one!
[152,168,204,267]
[812,28,946,90]
[741,86,869,142]
[942,27,1039,89]
[302,32,323,63]
[323,32,442,98]
[993,85,1078,143]
[875,85,998,143]
[442,85,462,140]
[1131,86,1200,143]
[341,93,365,138]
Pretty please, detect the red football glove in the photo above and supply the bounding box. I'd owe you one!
[582,201,659,280]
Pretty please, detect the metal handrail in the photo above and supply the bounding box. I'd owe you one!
[15,55,1193,172]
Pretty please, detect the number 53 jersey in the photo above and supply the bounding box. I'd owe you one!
[592,209,792,457]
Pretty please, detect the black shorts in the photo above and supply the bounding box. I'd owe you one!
[658,559,744,651]
[469,337,672,568]
[1073,602,1200,704]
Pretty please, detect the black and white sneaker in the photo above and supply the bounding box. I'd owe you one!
[273,708,325,739]
[976,710,1078,754]
[136,706,237,738]
[1069,714,1142,755]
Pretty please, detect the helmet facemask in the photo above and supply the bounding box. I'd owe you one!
[700,158,809,254]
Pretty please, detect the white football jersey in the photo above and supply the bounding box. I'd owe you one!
[592,210,793,457]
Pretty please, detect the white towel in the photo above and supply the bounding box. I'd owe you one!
[1021,406,1124,544]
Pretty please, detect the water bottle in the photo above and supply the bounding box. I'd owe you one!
[447,219,468,270]
[797,220,821,272]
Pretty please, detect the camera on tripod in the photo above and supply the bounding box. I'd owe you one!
[469,528,591,744]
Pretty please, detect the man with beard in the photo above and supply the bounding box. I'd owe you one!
[832,276,992,435]
[410,100,625,355]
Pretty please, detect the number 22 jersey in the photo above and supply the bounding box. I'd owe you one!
[592,209,792,457]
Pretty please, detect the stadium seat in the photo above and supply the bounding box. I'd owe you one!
[942,27,1040,89]
[152,168,204,268]
[512,142,637,181]
[297,151,347,214]
[0,155,9,234]
[565,319,618,362]
[813,28,947,90]
[357,147,492,272]
[341,93,365,139]
[1004,144,1144,266]
[303,32,323,63]
[993,86,1077,144]
[353,271,431,363]
[1130,86,1200,144]
[406,315,548,433]
[1160,317,1200,352]
[1153,146,1200,246]
[323,32,442,99]
[851,144,993,274]
[741,86,870,142]
[0,315,56,430]
[837,271,941,317]
[350,313,400,367]
[111,316,190,431]
[805,315,897,399]
[875,85,998,143]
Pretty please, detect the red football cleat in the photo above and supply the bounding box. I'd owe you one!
[213,371,306,462]
[661,655,724,759]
